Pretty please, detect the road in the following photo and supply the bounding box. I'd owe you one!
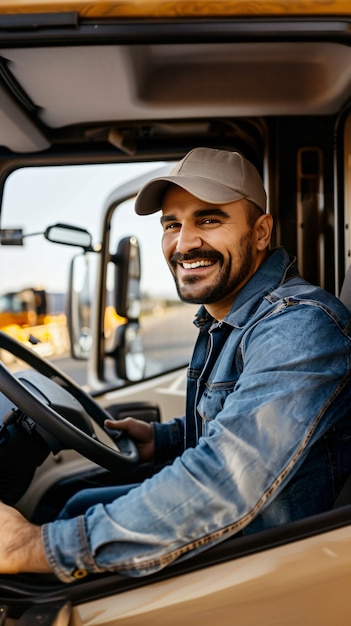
[51,354,89,386]
[49,303,199,386]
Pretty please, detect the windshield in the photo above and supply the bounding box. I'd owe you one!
[0,162,197,385]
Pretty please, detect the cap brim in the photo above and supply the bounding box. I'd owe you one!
[135,175,246,215]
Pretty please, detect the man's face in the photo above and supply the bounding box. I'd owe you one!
[161,185,266,319]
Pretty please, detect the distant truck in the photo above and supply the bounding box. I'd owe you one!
[0,288,47,329]
[0,287,69,359]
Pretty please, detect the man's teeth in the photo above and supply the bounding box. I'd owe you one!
[182,260,215,269]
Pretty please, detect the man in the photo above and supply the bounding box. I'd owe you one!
[1,147,351,581]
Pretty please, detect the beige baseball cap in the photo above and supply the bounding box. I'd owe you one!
[135,147,267,215]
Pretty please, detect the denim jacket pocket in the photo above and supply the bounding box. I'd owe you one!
[197,379,237,438]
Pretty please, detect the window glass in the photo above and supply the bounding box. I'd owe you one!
[0,163,197,384]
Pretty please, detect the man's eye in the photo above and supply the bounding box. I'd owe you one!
[201,218,220,225]
[164,222,180,231]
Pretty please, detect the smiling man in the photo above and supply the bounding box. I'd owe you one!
[160,192,270,319]
[140,148,270,320]
[1,147,351,581]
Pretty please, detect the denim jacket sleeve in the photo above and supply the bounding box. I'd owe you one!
[153,417,185,465]
[42,300,351,583]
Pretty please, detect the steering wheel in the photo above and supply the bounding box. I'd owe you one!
[0,331,139,472]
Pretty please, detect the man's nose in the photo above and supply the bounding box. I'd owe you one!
[175,224,203,254]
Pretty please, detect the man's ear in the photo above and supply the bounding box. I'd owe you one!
[255,213,273,251]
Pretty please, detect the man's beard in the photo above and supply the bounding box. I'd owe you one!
[169,229,254,305]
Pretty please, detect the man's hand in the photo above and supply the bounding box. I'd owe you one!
[104,417,155,463]
[0,502,51,574]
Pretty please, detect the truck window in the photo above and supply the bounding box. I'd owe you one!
[0,162,197,386]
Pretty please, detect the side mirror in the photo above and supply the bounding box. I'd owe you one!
[45,223,93,251]
[113,236,141,320]
[67,253,92,360]
[0,223,94,250]
[105,236,145,380]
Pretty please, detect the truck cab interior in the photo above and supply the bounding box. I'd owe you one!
[0,2,351,624]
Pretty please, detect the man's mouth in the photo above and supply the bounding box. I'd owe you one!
[181,259,216,270]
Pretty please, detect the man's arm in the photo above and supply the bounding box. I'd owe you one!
[0,502,51,574]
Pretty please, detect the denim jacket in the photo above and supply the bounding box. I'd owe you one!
[43,247,351,582]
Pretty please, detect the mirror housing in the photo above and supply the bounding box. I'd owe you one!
[113,236,141,320]
[105,236,144,380]
[67,253,92,360]
[45,223,93,250]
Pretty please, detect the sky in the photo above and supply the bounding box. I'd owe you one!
[0,161,178,300]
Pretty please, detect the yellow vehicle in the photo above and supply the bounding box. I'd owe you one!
[1,1,351,624]
[0,288,43,329]
[0,287,69,359]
